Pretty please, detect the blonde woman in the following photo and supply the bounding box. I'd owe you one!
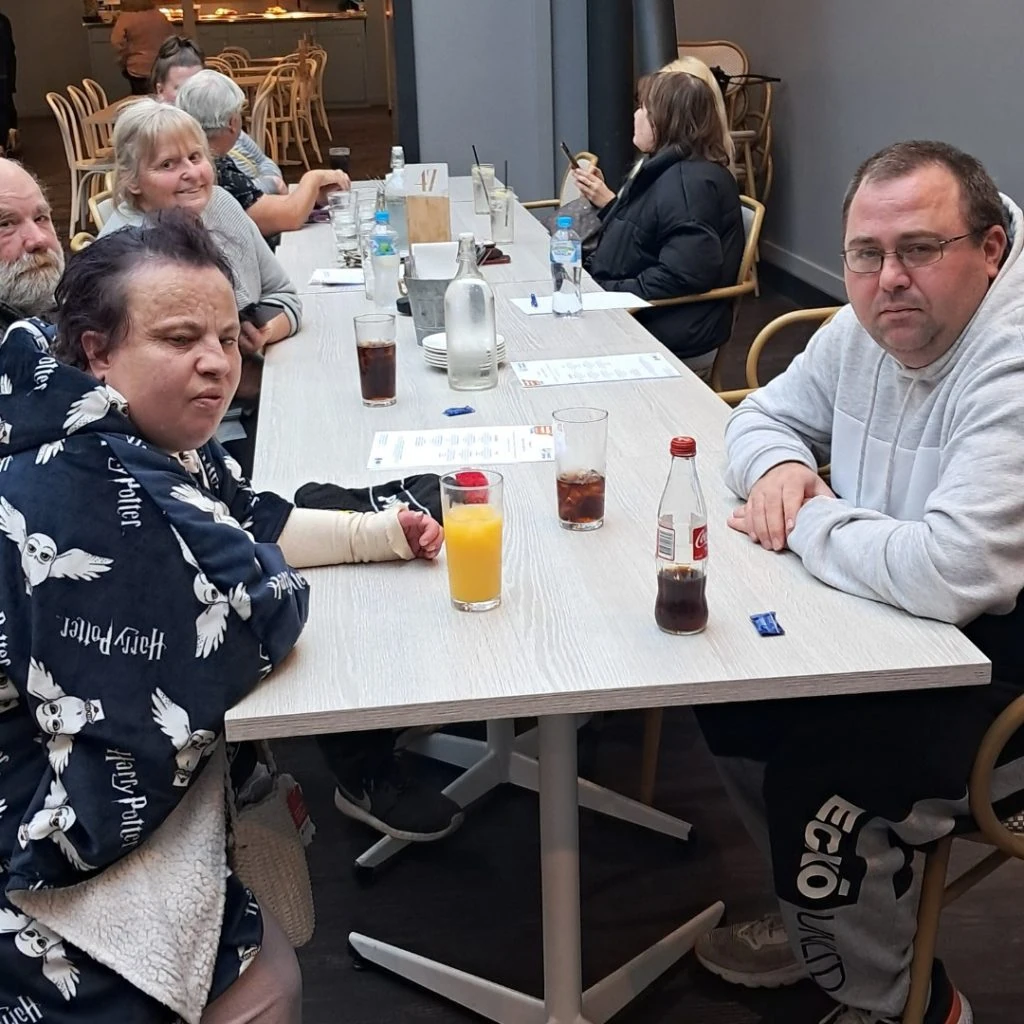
[101,100,301,353]
[110,0,173,95]
[660,55,736,169]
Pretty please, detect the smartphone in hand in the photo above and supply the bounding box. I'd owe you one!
[560,141,580,169]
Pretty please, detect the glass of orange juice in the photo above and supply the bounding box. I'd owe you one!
[440,469,504,611]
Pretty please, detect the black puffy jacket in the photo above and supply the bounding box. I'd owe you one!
[586,146,744,359]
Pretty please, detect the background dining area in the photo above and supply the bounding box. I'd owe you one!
[2,0,1024,1022]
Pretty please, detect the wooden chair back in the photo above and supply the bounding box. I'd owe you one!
[88,189,114,232]
[205,56,236,76]
[81,78,109,111]
[47,91,87,171]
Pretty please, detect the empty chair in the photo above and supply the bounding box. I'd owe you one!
[46,91,115,238]
[308,45,332,141]
[67,84,111,160]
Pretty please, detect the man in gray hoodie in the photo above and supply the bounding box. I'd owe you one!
[693,141,1024,1024]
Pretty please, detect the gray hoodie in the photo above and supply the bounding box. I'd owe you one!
[725,195,1024,633]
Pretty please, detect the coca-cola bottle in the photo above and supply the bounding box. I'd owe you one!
[655,436,708,634]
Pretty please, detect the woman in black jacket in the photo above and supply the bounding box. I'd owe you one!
[575,72,744,379]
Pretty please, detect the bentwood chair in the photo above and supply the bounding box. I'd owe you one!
[46,91,114,239]
[628,194,765,393]
[678,39,749,124]
[66,84,111,161]
[308,44,332,141]
[87,189,114,233]
[522,151,600,211]
[903,694,1024,1023]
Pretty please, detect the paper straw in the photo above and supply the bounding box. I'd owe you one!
[472,144,490,205]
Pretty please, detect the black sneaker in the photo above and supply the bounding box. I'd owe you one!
[334,753,464,842]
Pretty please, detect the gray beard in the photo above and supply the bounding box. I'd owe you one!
[0,251,65,317]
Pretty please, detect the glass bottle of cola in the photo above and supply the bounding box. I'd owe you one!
[655,436,709,634]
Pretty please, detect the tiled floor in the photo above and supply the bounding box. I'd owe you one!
[19,104,1024,1024]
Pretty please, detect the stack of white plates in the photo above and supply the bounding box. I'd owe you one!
[422,332,507,370]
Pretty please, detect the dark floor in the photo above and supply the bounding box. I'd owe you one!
[19,106,1024,1023]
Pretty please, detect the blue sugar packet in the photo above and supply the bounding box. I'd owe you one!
[443,405,475,417]
[751,611,785,637]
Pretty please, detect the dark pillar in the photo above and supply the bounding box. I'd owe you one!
[391,0,420,162]
[633,0,678,75]
[586,0,634,192]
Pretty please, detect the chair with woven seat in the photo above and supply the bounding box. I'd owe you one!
[522,151,600,212]
[46,91,115,239]
[903,693,1024,1024]
[627,194,765,393]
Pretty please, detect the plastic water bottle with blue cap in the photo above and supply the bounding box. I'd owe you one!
[550,214,583,318]
[371,209,401,311]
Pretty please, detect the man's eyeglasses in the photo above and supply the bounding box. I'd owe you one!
[841,232,981,274]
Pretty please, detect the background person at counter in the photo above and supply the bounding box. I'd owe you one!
[111,0,174,95]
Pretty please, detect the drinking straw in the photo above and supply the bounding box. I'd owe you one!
[503,159,510,226]
[472,144,491,204]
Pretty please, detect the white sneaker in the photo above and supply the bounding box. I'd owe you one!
[819,985,973,1024]
[695,913,808,988]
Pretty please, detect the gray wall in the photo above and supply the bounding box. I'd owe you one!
[675,0,1024,298]
[410,0,556,202]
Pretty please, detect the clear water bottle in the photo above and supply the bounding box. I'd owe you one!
[655,436,709,635]
[385,146,409,255]
[550,215,583,317]
[370,210,401,311]
[444,233,498,391]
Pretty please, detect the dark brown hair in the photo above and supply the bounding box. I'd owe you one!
[636,71,730,167]
[52,210,235,371]
[150,35,205,93]
[842,140,1008,235]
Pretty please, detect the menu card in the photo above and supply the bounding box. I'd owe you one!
[511,352,680,388]
[367,425,555,470]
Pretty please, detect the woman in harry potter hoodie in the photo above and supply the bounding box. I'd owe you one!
[0,213,441,1023]
[576,70,744,379]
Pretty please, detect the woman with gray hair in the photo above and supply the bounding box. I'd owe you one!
[100,99,301,358]
[176,70,349,246]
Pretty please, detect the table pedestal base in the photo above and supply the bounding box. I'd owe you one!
[355,718,692,870]
[349,714,722,1024]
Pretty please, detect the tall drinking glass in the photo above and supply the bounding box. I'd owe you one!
[353,313,396,407]
[471,163,496,214]
[328,190,357,256]
[440,470,503,611]
[553,408,608,530]
[488,187,515,245]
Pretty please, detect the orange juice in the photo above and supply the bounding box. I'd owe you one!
[443,502,503,607]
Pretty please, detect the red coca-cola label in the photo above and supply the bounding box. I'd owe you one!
[692,522,708,561]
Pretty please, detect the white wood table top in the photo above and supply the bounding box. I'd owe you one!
[226,229,989,739]
[279,177,560,296]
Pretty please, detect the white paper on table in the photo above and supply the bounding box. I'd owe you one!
[308,268,365,286]
[367,425,555,470]
[510,352,681,388]
[509,291,651,315]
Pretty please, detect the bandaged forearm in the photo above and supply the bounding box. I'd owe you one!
[276,507,413,567]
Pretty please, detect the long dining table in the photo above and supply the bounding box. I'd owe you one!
[227,177,989,1024]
